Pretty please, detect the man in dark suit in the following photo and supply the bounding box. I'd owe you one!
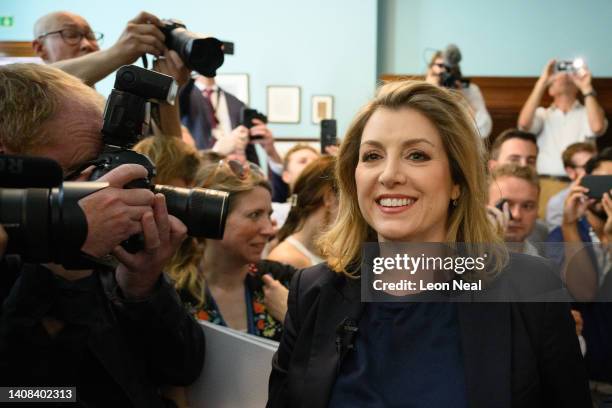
[180,75,289,202]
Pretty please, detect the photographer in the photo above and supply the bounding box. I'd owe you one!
[518,59,607,177]
[33,11,188,139]
[0,63,204,407]
[33,11,166,86]
[425,45,492,138]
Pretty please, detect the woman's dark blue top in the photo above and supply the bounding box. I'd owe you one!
[328,302,468,408]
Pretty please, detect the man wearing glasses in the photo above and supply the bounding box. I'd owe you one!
[33,11,102,63]
[32,11,169,87]
[546,142,597,230]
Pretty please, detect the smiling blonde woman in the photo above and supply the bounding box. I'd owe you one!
[267,80,590,408]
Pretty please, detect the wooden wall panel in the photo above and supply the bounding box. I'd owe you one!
[0,41,36,57]
[381,74,612,151]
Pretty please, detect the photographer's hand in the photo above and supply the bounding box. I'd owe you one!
[212,126,249,156]
[486,202,510,237]
[107,11,166,64]
[518,59,555,130]
[562,179,591,228]
[51,11,166,86]
[539,59,556,87]
[571,64,607,136]
[250,119,282,163]
[79,164,155,258]
[571,65,593,95]
[113,194,187,299]
[154,49,189,138]
[154,49,189,88]
[601,191,612,242]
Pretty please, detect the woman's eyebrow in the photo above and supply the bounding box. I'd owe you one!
[360,138,435,148]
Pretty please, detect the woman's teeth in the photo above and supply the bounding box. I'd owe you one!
[379,198,414,207]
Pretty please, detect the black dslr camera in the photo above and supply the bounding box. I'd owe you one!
[0,154,108,267]
[158,19,234,77]
[89,65,230,252]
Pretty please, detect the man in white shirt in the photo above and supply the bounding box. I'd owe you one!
[518,59,606,177]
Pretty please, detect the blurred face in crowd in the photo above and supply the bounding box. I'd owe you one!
[282,148,319,190]
[488,176,539,242]
[425,56,447,86]
[219,186,274,264]
[587,161,612,220]
[24,97,102,176]
[566,150,594,181]
[431,57,446,77]
[548,72,578,98]
[489,138,538,170]
[355,108,459,242]
[33,12,100,63]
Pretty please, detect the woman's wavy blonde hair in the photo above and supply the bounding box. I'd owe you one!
[319,80,507,277]
[172,161,272,307]
[133,136,202,186]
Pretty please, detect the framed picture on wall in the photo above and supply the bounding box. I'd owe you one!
[311,95,334,124]
[267,86,301,123]
[215,73,249,105]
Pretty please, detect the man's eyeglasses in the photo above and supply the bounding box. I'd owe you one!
[38,28,103,45]
[432,63,447,69]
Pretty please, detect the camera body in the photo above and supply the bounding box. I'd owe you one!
[555,59,584,74]
[160,19,233,77]
[91,65,230,250]
[556,60,576,73]
[440,69,470,89]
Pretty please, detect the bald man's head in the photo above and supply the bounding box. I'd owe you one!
[32,11,100,63]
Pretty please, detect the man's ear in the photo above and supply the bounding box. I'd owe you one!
[32,39,46,60]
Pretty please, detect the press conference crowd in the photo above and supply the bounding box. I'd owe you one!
[0,10,611,408]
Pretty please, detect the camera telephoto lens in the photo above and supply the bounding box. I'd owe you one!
[153,184,230,239]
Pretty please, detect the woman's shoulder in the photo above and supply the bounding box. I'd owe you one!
[294,262,338,290]
[288,263,349,309]
[267,241,312,270]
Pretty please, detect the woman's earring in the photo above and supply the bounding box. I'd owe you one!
[452,199,458,207]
